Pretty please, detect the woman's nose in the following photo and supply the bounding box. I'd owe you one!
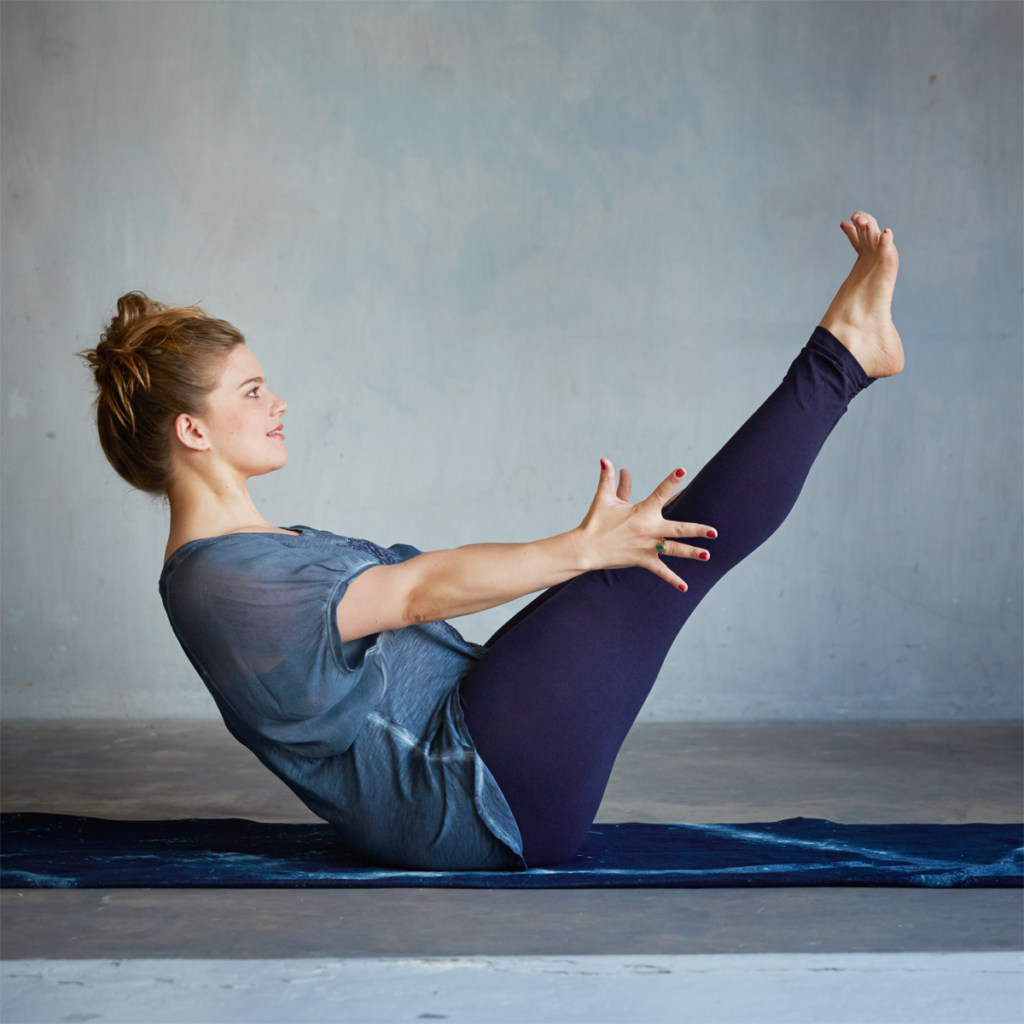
[271,393,288,415]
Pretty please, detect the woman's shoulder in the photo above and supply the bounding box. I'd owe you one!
[160,527,421,590]
[162,526,314,574]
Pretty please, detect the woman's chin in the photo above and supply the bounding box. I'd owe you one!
[251,450,288,476]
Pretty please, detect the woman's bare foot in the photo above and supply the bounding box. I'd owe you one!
[818,211,904,378]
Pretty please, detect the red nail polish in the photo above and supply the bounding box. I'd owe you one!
[678,584,687,592]
[699,551,709,560]
[674,469,684,478]
[706,530,717,539]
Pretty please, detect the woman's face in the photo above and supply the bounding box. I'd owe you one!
[185,344,289,480]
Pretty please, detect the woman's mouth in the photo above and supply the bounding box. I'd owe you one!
[267,427,285,440]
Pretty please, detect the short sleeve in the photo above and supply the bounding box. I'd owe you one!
[160,533,394,758]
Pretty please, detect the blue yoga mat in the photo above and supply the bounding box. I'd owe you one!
[2,813,1020,888]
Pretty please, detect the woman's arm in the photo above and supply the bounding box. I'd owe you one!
[336,460,717,642]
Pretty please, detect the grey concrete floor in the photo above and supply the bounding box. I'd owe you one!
[1,720,1021,960]
[6,953,1023,1024]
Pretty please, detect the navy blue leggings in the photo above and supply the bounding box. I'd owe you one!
[458,327,873,866]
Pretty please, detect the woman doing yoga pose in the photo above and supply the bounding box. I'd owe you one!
[81,212,903,870]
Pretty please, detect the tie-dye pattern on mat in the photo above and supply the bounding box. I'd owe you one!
[2,814,1020,888]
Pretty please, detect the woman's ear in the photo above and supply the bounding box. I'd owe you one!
[172,412,211,452]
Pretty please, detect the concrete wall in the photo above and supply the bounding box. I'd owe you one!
[2,1,1021,721]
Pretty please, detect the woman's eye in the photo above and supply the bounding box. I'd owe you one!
[247,387,261,398]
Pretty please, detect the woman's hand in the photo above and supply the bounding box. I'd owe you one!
[338,458,717,641]
[571,459,717,592]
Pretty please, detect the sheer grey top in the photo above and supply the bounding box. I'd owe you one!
[159,526,524,871]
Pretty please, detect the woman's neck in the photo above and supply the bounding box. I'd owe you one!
[164,472,284,563]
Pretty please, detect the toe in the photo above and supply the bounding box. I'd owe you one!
[854,211,881,238]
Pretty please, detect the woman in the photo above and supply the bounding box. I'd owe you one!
[80,212,903,871]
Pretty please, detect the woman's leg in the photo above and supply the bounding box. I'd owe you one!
[460,327,869,863]
[460,213,903,866]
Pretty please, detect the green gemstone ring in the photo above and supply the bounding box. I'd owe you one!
[656,542,666,554]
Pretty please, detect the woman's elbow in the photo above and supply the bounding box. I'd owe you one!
[403,592,435,626]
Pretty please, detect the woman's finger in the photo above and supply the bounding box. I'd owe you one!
[595,458,617,500]
[645,467,686,507]
[616,468,632,503]
[643,557,689,593]
[581,458,619,522]
[656,540,711,562]
[668,522,718,540]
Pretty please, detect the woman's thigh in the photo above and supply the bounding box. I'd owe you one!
[460,564,686,864]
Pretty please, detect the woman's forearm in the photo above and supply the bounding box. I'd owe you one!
[405,534,589,625]
[338,532,588,641]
